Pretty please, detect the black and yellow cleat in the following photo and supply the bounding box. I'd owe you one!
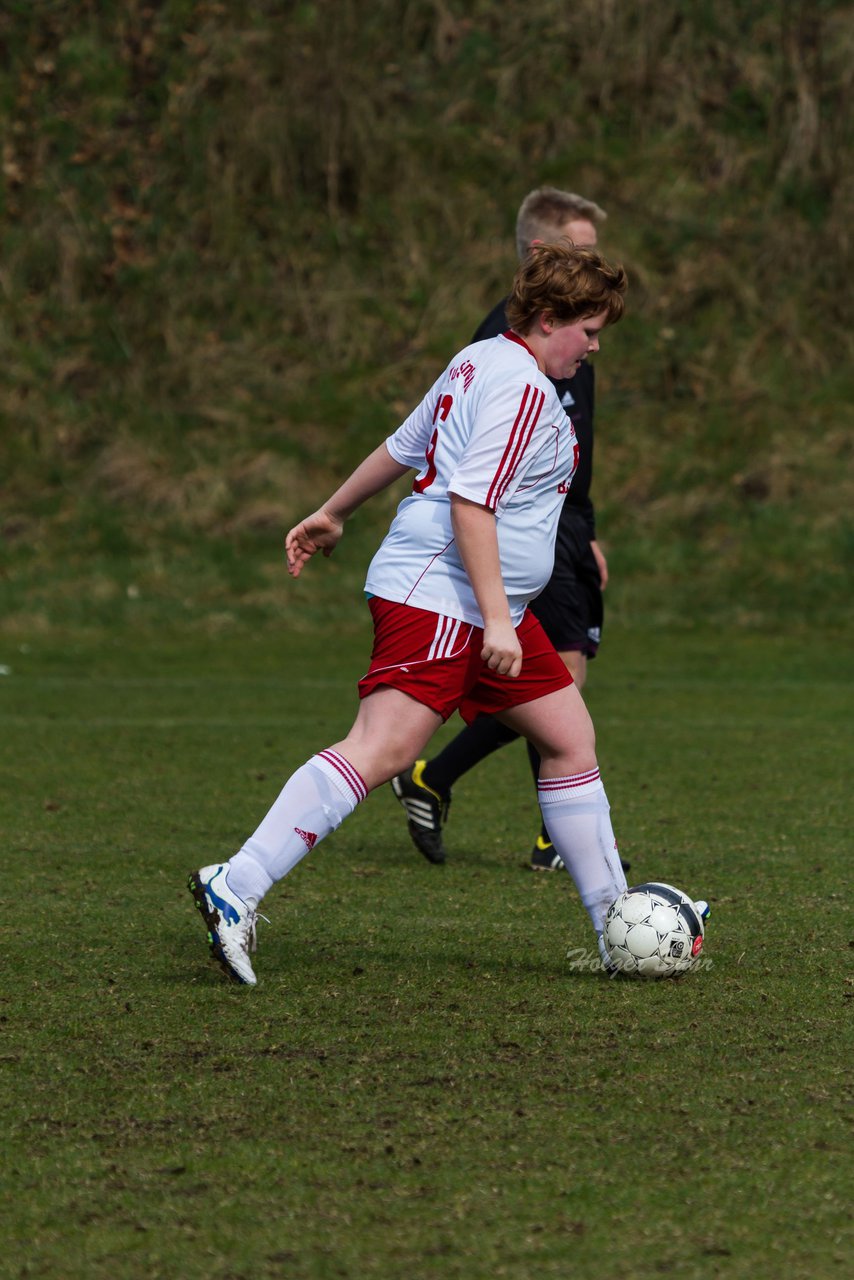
[529,835,564,871]
[390,760,450,864]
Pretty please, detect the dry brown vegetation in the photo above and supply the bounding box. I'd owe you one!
[1,0,852,632]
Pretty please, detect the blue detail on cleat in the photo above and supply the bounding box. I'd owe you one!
[188,863,260,985]
[204,866,241,925]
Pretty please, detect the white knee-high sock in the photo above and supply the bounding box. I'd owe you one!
[224,750,368,907]
[538,768,628,934]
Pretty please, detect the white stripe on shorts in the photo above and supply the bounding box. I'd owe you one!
[427,614,463,661]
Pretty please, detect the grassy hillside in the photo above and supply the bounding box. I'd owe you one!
[1,0,852,638]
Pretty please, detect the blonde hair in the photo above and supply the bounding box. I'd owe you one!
[505,241,627,335]
[515,186,607,261]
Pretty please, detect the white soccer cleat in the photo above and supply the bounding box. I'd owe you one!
[188,863,261,986]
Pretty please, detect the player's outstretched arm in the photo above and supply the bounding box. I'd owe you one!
[285,508,345,577]
[286,443,411,578]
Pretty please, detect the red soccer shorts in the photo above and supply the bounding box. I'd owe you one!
[358,596,572,722]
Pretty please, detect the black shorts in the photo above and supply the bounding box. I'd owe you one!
[530,509,603,657]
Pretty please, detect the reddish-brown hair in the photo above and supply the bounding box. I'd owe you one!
[505,241,627,334]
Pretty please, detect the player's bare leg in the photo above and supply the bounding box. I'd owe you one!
[329,686,443,792]
[499,684,627,940]
[559,647,588,691]
[500,680,597,777]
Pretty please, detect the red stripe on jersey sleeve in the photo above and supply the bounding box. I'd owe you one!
[485,384,545,509]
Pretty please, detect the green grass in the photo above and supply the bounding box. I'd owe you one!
[2,626,851,1279]
[2,7,851,1269]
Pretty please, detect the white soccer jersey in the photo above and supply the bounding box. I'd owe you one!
[365,332,579,626]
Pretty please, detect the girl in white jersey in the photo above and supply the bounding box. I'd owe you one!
[189,243,630,986]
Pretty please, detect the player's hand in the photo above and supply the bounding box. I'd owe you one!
[481,620,523,678]
[590,539,609,590]
[285,508,344,577]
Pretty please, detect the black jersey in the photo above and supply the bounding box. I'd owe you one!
[472,298,596,539]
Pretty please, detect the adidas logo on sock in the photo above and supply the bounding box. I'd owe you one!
[295,827,318,850]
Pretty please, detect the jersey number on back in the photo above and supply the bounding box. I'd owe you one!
[413,394,453,494]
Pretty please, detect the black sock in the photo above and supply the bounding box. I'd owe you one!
[423,714,520,796]
[526,740,551,844]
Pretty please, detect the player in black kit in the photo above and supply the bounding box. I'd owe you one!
[392,186,625,872]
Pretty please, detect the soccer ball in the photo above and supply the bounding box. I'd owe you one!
[602,882,707,978]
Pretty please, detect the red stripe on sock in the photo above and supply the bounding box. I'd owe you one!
[538,769,600,793]
[317,750,367,802]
